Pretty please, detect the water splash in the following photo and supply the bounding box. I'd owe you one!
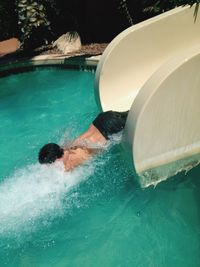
[138,153,200,188]
[0,132,124,242]
[0,161,94,238]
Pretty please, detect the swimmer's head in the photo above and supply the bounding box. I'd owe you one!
[38,143,64,164]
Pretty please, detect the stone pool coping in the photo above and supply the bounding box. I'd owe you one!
[0,54,101,77]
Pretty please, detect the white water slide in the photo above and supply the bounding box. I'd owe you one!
[95,5,200,187]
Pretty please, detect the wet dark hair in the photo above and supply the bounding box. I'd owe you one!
[38,143,64,164]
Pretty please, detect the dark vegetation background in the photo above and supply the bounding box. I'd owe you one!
[0,0,199,51]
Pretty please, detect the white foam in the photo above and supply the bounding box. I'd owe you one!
[0,161,94,237]
[0,132,122,239]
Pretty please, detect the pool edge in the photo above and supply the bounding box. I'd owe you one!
[0,54,101,77]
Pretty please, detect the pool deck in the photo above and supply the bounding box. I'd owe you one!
[0,53,101,77]
[30,53,101,67]
[0,37,105,76]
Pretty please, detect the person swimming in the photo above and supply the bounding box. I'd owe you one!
[38,111,129,171]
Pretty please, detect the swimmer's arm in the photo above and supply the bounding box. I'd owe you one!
[63,156,74,171]
[63,150,89,171]
[63,147,100,171]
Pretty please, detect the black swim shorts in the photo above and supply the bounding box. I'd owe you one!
[93,110,129,139]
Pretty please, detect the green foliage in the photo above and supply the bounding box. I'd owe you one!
[17,0,51,48]
[0,0,200,50]
[143,0,200,14]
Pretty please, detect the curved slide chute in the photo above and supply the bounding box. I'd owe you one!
[95,5,200,187]
[126,47,200,187]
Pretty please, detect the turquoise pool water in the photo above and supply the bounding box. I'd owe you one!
[0,68,200,267]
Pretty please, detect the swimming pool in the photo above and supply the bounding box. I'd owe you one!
[0,67,200,267]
